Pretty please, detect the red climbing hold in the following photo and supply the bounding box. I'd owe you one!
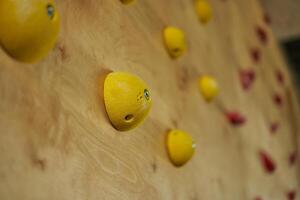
[226,112,246,126]
[256,26,268,44]
[289,151,297,166]
[250,48,261,63]
[276,70,285,85]
[287,190,296,200]
[273,93,283,107]
[240,69,256,90]
[264,13,271,25]
[255,197,263,200]
[259,151,276,173]
[270,122,279,134]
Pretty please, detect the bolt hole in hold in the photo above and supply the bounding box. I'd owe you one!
[144,89,150,100]
[46,4,55,19]
[124,114,134,122]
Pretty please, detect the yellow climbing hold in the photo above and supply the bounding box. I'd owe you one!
[0,0,60,63]
[163,26,187,59]
[103,72,152,131]
[198,75,219,102]
[195,0,213,24]
[120,0,135,5]
[166,129,196,167]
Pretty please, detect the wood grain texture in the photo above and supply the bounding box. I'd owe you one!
[0,0,299,200]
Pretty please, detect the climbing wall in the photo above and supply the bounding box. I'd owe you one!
[0,0,299,200]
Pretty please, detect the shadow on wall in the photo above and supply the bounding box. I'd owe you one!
[281,37,300,95]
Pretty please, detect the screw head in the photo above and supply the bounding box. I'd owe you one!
[144,89,150,100]
[47,4,55,19]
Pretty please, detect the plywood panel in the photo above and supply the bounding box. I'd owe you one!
[0,0,299,200]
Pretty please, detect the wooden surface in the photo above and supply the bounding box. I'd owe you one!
[260,0,300,40]
[0,0,299,199]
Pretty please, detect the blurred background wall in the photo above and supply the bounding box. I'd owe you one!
[261,0,300,89]
[260,0,300,41]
